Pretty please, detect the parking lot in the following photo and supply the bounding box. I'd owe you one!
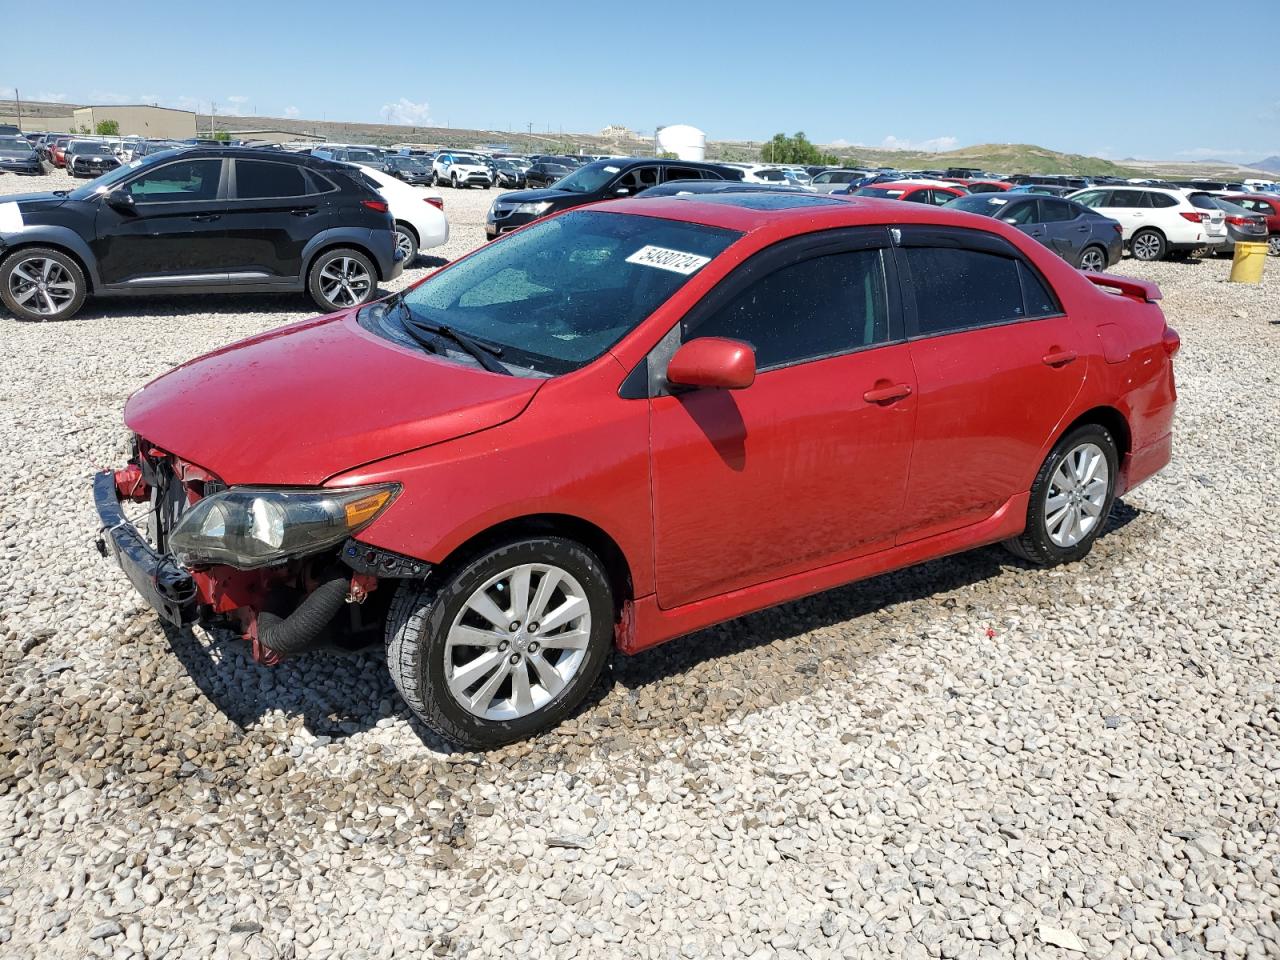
[0,167,1278,959]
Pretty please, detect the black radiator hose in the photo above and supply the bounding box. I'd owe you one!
[256,575,349,657]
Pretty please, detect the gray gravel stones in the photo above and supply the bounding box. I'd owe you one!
[1,170,1278,958]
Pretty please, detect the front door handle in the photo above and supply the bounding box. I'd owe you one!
[190,214,221,222]
[863,382,913,404]
[1042,349,1078,367]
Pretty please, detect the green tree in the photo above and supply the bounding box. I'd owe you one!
[760,131,839,166]
[213,130,231,142]
[95,119,120,136]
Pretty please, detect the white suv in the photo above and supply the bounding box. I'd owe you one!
[432,153,492,189]
[1067,186,1226,261]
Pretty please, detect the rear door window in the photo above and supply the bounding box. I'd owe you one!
[1039,198,1077,222]
[902,246,1027,336]
[234,159,310,199]
[662,166,704,182]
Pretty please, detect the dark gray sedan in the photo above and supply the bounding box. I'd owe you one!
[945,193,1123,271]
[0,136,45,175]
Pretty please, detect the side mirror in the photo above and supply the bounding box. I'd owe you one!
[666,337,756,391]
[105,189,137,215]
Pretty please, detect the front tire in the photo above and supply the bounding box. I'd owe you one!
[1268,235,1280,257]
[1003,424,1118,566]
[1130,229,1166,262]
[386,537,614,749]
[0,247,88,321]
[307,248,377,312]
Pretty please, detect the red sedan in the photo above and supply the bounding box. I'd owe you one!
[851,180,968,205]
[1224,193,1280,256]
[96,193,1179,748]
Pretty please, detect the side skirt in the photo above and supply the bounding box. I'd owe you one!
[619,492,1030,655]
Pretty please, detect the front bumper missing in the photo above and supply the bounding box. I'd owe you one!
[93,470,196,627]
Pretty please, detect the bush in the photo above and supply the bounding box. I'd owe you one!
[760,132,838,167]
[95,120,120,136]
[213,131,230,143]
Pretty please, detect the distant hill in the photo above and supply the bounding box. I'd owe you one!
[1249,155,1280,174]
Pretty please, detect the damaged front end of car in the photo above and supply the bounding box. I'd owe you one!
[94,438,425,664]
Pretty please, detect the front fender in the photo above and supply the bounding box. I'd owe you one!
[0,226,103,290]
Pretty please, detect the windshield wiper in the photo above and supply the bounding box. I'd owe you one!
[391,303,510,375]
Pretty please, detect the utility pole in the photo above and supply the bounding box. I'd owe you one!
[14,88,21,130]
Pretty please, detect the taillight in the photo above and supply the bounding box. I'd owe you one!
[1179,212,1206,223]
[1224,215,1249,226]
[362,199,389,213]
[1162,326,1181,357]
[1112,223,1123,234]
[425,197,444,211]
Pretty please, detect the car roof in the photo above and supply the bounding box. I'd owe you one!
[599,193,1018,237]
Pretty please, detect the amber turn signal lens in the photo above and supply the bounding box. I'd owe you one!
[344,490,395,528]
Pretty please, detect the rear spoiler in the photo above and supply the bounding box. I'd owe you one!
[1085,272,1162,303]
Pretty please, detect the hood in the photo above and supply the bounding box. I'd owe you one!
[124,310,543,486]
[499,187,578,204]
[2,192,69,210]
[0,148,36,158]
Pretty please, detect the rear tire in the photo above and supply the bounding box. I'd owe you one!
[1130,229,1166,262]
[1077,245,1107,272]
[394,224,419,267]
[307,248,378,313]
[385,537,614,749]
[0,247,88,322]
[1003,424,1118,567]
[1268,235,1280,257]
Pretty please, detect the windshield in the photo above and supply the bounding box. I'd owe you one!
[548,161,618,194]
[945,194,1007,215]
[346,150,377,162]
[395,210,740,375]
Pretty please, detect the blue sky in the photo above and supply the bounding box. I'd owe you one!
[3,0,1277,161]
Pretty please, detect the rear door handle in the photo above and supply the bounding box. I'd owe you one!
[190,214,220,222]
[290,207,318,217]
[1042,349,1078,367]
[863,383,913,404]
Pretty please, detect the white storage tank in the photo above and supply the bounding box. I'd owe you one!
[656,125,707,162]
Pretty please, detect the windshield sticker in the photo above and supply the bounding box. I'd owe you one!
[987,197,1008,205]
[0,202,23,233]
[604,166,620,174]
[625,245,712,275]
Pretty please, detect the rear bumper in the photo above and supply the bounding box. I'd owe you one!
[93,470,196,627]
[1118,432,1172,497]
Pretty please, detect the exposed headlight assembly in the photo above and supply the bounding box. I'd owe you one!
[168,484,399,569]
[514,201,553,216]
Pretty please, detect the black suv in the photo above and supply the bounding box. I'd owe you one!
[0,147,402,322]
[485,157,743,238]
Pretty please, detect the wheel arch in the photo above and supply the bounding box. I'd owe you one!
[432,513,635,614]
[0,232,100,291]
[394,219,420,243]
[302,230,386,281]
[1059,405,1132,461]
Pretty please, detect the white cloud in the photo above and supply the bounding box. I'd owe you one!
[89,90,133,104]
[0,85,15,99]
[879,134,959,152]
[224,95,250,116]
[283,105,300,119]
[35,91,68,103]
[380,98,431,126]
[828,138,850,148]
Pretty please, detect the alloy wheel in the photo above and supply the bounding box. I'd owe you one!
[445,563,592,721]
[1269,235,1280,257]
[7,256,77,316]
[1044,442,1109,548]
[317,257,372,307]
[1132,233,1162,261]
[1079,248,1106,272]
[394,230,414,262]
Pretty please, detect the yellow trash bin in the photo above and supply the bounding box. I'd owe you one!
[1229,241,1267,283]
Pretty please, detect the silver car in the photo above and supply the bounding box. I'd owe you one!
[808,169,869,194]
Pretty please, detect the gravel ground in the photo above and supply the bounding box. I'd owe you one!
[0,169,1277,960]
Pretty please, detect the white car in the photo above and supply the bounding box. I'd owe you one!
[352,165,449,266]
[432,152,492,189]
[1067,186,1227,261]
